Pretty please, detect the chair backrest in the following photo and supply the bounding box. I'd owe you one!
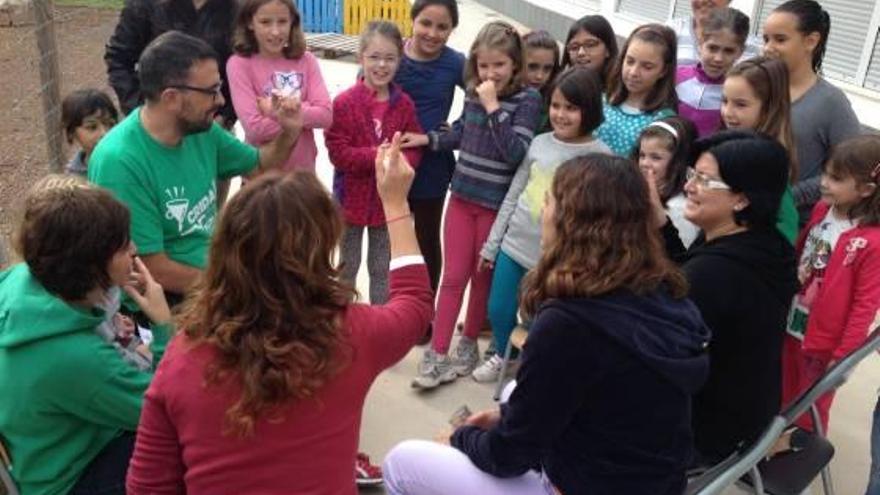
[687,311,880,495]
[0,434,18,495]
[781,322,880,425]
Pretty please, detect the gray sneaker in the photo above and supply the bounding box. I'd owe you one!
[450,337,480,376]
[417,349,436,375]
[412,353,457,389]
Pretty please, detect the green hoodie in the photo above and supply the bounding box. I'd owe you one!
[0,264,170,495]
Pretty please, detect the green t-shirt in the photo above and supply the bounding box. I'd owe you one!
[89,109,259,269]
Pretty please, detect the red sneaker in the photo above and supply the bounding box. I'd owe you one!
[355,452,383,486]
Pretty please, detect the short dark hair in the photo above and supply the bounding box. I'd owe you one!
[410,0,459,28]
[16,175,131,301]
[549,66,604,135]
[561,15,618,83]
[695,130,789,230]
[138,31,218,102]
[61,89,118,144]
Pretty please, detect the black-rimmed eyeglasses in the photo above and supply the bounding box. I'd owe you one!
[167,83,224,101]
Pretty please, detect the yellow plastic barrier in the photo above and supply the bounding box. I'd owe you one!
[344,0,412,37]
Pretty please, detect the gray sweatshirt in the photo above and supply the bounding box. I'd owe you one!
[791,78,861,217]
[480,132,612,269]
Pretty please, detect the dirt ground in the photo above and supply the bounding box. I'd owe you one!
[0,5,120,260]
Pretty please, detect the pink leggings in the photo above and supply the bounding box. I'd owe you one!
[432,195,497,355]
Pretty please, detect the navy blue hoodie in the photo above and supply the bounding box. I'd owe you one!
[451,289,711,494]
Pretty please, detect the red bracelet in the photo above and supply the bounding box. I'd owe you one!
[386,212,412,225]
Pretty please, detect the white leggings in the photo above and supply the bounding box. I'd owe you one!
[383,440,556,495]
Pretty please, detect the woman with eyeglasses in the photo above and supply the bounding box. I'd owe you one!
[655,130,798,465]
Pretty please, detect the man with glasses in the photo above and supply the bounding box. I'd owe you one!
[89,32,303,304]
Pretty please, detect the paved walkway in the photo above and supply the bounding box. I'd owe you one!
[236,0,879,492]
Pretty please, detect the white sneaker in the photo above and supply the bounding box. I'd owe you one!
[471,354,518,383]
[412,354,457,389]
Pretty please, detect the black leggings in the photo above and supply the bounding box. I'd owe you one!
[68,432,136,495]
[408,197,445,295]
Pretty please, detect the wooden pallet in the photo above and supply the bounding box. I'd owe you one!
[305,32,359,59]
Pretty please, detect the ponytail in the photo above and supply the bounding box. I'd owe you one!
[773,0,830,74]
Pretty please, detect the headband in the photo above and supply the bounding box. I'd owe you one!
[646,121,678,142]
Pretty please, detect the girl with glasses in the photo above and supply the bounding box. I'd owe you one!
[325,21,423,308]
[560,15,617,87]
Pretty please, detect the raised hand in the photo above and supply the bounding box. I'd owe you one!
[272,91,304,135]
[123,257,172,325]
[641,165,668,229]
[375,132,415,214]
[475,80,500,113]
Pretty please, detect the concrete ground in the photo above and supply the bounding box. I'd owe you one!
[237,0,879,492]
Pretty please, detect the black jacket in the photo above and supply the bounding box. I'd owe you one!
[452,290,710,495]
[681,228,797,463]
[104,0,238,125]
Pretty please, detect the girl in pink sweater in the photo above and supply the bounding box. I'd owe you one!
[326,21,422,304]
[227,0,331,171]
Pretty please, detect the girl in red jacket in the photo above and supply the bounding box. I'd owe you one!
[783,134,880,433]
[326,20,422,304]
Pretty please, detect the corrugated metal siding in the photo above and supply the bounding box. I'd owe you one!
[756,0,871,84]
[617,0,670,21]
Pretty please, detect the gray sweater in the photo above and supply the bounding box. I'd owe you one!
[480,132,612,269]
[791,78,861,217]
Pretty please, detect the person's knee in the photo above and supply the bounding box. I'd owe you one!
[383,440,435,493]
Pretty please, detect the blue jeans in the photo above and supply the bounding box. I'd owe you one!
[68,432,135,495]
[867,395,880,495]
[487,250,528,357]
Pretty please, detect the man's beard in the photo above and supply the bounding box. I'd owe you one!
[178,106,219,135]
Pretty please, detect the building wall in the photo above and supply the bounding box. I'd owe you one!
[479,0,880,130]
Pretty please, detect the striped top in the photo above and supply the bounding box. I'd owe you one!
[428,87,542,210]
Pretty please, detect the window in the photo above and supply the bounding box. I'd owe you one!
[570,0,601,10]
[672,0,691,20]
[867,29,880,91]
[756,0,880,88]
[617,0,671,22]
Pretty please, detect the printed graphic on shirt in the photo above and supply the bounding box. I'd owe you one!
[522,161,554,221]
[787,212,854,340]
[799,230,833,284]
[266,71,303,97]
[164,186,217,237]
[373,118,383,139]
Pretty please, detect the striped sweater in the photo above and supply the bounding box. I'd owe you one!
[428,87,542,210]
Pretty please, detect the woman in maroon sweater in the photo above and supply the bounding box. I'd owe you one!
[126,135,432,495]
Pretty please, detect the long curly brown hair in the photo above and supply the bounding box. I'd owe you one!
[179,171,356,437]
[520,154,687,318]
